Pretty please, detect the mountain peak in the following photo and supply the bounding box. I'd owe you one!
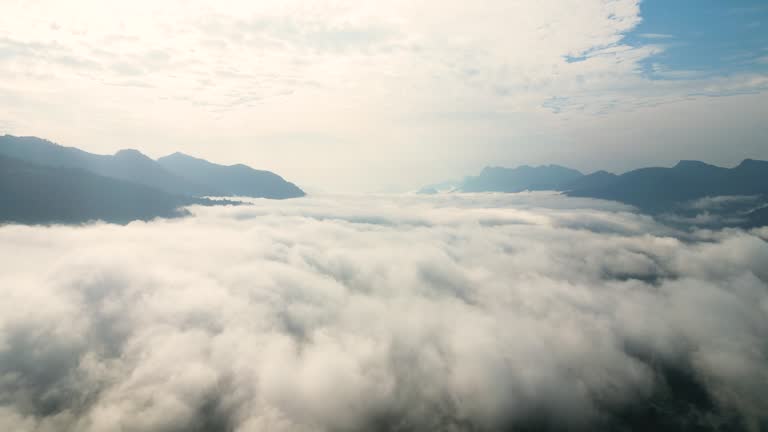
[158,151,207,163]
[736,158,767,169]
[673,160,715,169]
[170,151,192,158]
[114,148,152,161]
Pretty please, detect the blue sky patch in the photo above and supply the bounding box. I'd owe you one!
[623,0,768,80]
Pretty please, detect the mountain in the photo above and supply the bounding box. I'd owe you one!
[0,135,305,198]
[459,164,583,193]
[416,180,459,195]
[565,159,768,212]
[0,155,219,225]
[0,134,303,225]
[419,159,768,228]
[157,152,305,199]
[0,135,211,196]
[744,205,768,229]
[560,170,618,191]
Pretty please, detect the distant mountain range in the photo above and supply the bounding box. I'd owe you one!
[417,164,586,195]
[0,135,304,198]
[420,160,768,228]
[0,155,217,224]
[4,133,766,228]
[157,152,304,199]
[566,159,768,210]
[461,165,583,193]
[0,135,304,224]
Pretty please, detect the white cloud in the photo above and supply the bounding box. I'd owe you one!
[638,33,674,39]
[0,193,766,431]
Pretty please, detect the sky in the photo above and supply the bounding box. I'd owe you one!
[0,0,767,192]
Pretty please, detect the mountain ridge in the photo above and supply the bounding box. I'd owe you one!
[460,164,584,193]
[157,152,305,199]
[419,158,768,228]
[0,154,228,225]
[0,135,305,199]
[565,158,768,212]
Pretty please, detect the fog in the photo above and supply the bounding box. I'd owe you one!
[0,193,766,431]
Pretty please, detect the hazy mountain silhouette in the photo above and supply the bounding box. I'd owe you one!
[422,159,768,228]
[744,205,768,228]
[560,170,618,191]
[0,135,305,199]
[564,159,768,211]
[459,165,583,193]
[0,155,222,225]
[0,135,212,196]
[157,152,305,199]
[416,180,459,195]
[0,134,304,224]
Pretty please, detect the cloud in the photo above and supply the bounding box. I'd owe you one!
[686,195,761,211]
[638,33,674,39]
[652,195,767,229]
[0,193,766,431]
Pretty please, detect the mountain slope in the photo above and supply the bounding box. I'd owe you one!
[459,164,583,193]
[566,159,768,212]
[0,155,215,224]
[744,205,768,229]
[157,152,305,199]
[419,159,768,228]
[561,170,618,191]
[0,135,211,196]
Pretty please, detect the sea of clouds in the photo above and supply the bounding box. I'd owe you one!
[0,192,767,431]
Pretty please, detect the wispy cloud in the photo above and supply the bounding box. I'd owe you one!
[637,33,673,39]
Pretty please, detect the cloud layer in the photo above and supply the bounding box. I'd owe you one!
[0,193,766,431]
